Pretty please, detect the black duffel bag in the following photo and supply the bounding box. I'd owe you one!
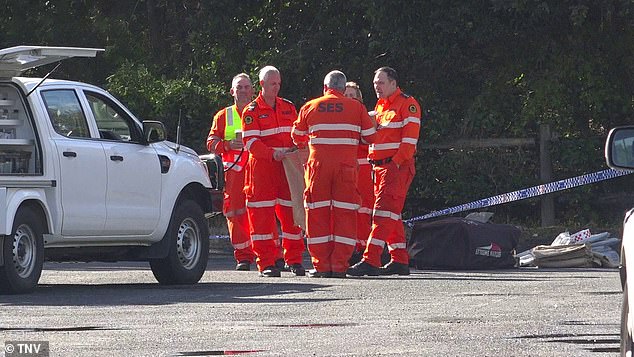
[407,217,519,269]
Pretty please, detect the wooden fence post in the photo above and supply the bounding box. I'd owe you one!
[540,124,555,227]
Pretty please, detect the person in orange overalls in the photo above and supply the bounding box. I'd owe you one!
[344,81,373,264]
[293,71,377,278]
[241,66,306,277]
[206,73,256,271]
[347,66,421,277]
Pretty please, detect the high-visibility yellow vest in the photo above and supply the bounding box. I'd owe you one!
[222,105,246,172]
[224,105,241,141]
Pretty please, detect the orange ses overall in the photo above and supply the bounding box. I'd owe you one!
[293,89,377,274]
[206,105,254,264]
[242,93,305,272]
[364,88,421,267]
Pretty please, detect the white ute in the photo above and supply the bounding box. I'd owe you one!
[0,46,223,294]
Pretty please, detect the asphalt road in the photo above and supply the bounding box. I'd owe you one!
[0,254,622,357]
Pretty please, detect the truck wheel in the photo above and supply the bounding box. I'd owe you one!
[150,200,209,284]
[0,207,44,294]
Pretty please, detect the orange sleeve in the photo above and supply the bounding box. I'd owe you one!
[359,102,377,145]
[206,109,228,154]
[292,103,310,148]
[392,97,421,166]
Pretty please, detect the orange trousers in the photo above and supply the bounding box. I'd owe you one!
[356,162,373,252]
[244,158,304,271]
[362,160,415,267]
[223,168,255,263]
[305,158,360,273]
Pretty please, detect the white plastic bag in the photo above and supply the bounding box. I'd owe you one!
[551,232,572,246]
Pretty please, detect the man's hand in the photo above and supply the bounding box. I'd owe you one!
[273,149,287,161]
[368,111,378,129]
[229,139,243,150]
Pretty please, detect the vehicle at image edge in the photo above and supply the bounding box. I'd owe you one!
[605,125,634,356]
[0,46,224,294]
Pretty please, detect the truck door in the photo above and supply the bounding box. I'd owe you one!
[41,89,107,236]
[83,91,161,235]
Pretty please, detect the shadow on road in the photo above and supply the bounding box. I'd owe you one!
[0,281,337,307]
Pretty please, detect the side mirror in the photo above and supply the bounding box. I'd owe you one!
[143,120,166,144]
[605,126,634,170]
[198,154,225,190]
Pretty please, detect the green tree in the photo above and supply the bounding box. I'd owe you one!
[3,0,634,226]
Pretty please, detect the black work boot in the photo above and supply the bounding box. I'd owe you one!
[235,261,251,271]
[307,269,332,278]
[348,251,363,265]
[379,261,410,276]
[346,261,379,277]
[275,258,289,271]
[289,263,306,276]
[259,266,281,277]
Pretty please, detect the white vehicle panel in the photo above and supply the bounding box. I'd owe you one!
[102,141,161,235]
[0,46,103,78]
[53,138,107,235]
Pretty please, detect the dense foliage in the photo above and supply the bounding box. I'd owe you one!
[2,0,634,227]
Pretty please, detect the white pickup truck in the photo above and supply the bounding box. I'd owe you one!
[0,46,224,294]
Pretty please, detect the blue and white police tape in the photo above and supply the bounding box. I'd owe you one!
[404,168,633,227]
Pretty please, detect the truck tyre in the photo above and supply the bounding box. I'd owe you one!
[150,200,209,284]
[0,207,44,294]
